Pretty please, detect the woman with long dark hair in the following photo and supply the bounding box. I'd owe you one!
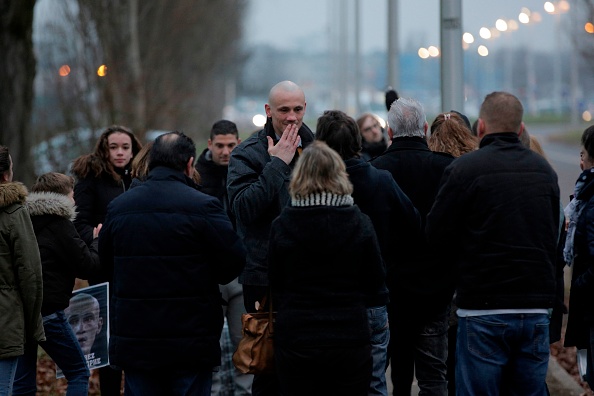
[70,125,142,396]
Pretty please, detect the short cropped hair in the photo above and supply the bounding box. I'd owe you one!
[210,120,238,140]
[32,172,75,195]
[388,98,427,138]
[315,110,362,160]
[289,141,353,199]
[479,91,523,133]
[149,131,196,172]
[581,125,594,159]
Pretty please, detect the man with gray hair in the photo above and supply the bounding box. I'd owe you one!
[371,97,454,395]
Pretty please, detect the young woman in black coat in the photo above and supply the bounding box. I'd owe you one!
[70,125,142,396]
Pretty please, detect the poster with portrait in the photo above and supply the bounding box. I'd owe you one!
[56,282,110,378]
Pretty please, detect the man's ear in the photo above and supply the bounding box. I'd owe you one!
[423,121,428,136]
[518,121,525,137]
[388,127,393,140]
[185,157,194,177]
[207,139,213,151]
[477,118,486,139]
[265,104,271,118]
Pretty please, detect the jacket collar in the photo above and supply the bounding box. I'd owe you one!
[479,132,520,148]
[386,136,430,152]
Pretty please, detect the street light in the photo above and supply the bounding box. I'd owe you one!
[496,19,508,31]
[586,22,594,34]
[479,27,491,39]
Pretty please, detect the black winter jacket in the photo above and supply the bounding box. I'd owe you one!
[371,137,455,313]
[345,157,421,307]
[25,192,100,316]
[73,168,131,285]
[227,120,315,286]
[99,166,246,371]
[269,202,385,347]
[195,148,234,226]
[426,133,560,310]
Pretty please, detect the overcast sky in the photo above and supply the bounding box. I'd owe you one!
[244,0,567,54]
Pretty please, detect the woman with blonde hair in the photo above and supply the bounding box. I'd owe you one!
[268,141,386,396]
[429,112,478,157]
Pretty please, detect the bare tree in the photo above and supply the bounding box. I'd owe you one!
[0,0,37,185]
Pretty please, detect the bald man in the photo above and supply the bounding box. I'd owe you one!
[65,293,103,356]
[227,81,314,396]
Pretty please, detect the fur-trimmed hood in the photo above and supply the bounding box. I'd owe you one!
[25,192,76,222]
[0,182,28,208]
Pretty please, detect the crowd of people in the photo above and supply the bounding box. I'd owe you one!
[0,79,593,396]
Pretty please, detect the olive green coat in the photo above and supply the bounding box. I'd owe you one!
[0,182,44,359]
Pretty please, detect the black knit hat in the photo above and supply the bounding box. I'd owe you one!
[385,88,399,111]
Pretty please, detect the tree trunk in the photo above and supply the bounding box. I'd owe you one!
[0,0,37,185]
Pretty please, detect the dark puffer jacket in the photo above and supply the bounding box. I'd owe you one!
[99,166,246,371]
[25,192,100,316]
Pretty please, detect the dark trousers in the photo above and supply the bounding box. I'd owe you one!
[99,365,123,396]
[387,306,449,396]
[243,284,280,396]
[275,343,372,396]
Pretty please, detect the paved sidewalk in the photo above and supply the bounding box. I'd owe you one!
[387,357,585,395]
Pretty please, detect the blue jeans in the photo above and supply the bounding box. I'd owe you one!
[13,311,90,396]
[456,313,550,396]
[125,368,212,396]
[368,305,389,396]
[0,357,18,396]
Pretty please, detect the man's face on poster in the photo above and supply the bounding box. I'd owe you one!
[65,294,103,355]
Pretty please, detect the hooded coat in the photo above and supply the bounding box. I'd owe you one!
[0,182,45,358]
[25,192,100,316]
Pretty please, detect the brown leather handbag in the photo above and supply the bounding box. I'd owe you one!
[232,293,275,374]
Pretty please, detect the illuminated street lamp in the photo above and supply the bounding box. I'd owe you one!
[97,65,107,77]
[495,19,508,32]
[418,47,430,59]
[463,32,474,43]
[586,22,594,34]
[479,27,491,39]
[519,8,531,24]
[59,65,71,77]
[477,45,489,57]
